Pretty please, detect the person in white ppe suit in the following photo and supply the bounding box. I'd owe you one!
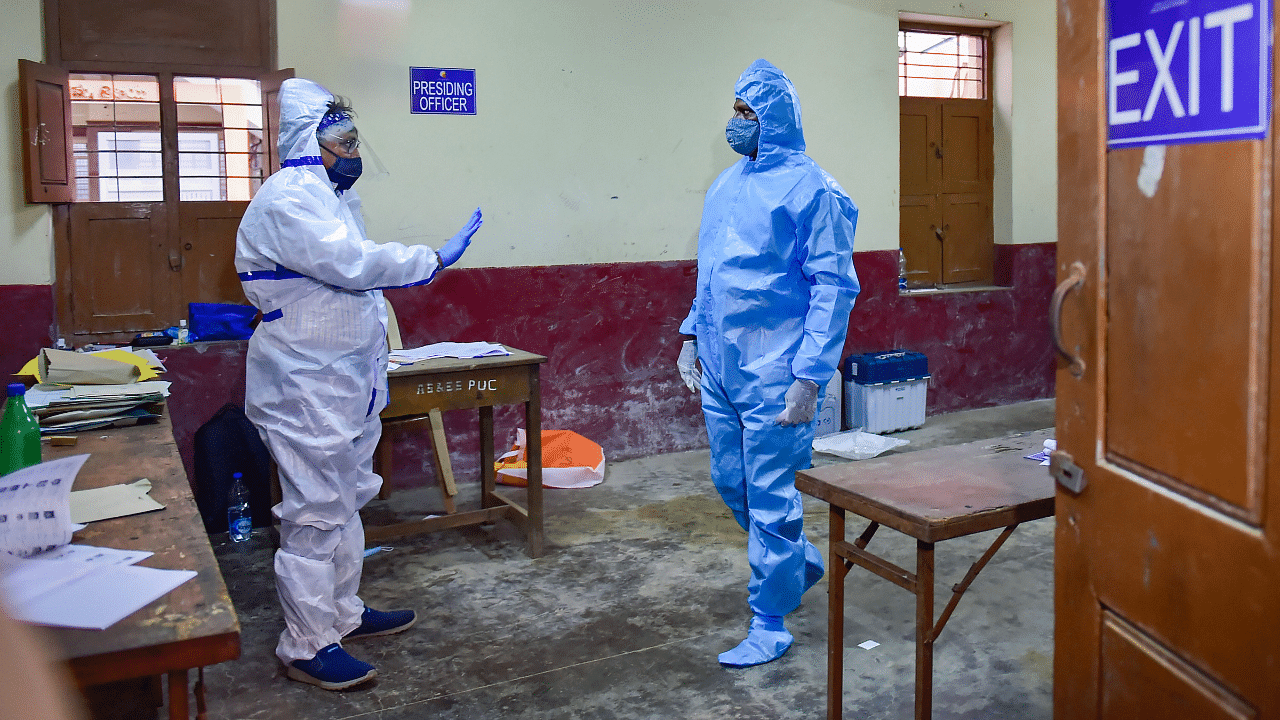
[677,59,859,668]
[236,78,483,689]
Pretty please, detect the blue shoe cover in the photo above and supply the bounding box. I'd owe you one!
[803,558,825,594]
[287,643,376,690]
[802,539,825,594]
[718,614,794,668]
[345,607,417,640]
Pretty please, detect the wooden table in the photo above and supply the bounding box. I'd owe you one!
[44,410,240,720]
[371,346,548,557]
[795,430,1055,720]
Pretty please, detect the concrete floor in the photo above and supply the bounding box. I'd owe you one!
[205,398,1055,720]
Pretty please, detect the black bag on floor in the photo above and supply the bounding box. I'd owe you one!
[193,403,275,534]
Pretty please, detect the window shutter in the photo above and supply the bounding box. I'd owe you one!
[259,68,295,177]
[19,59,75,203]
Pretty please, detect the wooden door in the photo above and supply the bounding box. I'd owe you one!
[178,201,250,306]
[1055,0,1280,717]
[64,202,174,336]
[900,97,993,287]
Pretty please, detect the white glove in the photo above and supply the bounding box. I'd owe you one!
[775,378,820,425]
[676,340,702,394]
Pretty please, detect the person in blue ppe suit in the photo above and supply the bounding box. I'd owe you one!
[236,78,484,690]
[677,59,860,668]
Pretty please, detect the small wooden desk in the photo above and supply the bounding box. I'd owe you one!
[44,411,240,720]
[795,430,1055,720]
[371,346,548,557]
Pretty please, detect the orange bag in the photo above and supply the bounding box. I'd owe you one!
[495,429,605,489]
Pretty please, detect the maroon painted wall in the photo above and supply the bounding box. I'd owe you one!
[1,285,56,378]
[2,243,1055,493]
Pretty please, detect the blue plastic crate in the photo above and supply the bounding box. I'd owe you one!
[841,350,929,385]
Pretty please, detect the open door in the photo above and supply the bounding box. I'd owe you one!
[1056,0,1280,717]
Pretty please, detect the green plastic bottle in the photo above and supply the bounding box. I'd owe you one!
[0,383,41,476]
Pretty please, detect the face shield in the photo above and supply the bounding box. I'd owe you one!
[317,111,389,181]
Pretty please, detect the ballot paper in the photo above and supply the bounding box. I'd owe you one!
[69,478,164,524]
[0,455,88,558]
[0,546,195,630]
[388,341,511,364]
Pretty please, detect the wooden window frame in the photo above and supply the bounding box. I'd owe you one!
[24,0,289,343]
[899,22,997,289]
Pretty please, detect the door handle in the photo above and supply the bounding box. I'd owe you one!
[933,226,944,241]
[1050,261,1086,377]
[169,248,182,270]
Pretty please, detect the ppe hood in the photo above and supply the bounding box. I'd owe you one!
[734,59,805,169]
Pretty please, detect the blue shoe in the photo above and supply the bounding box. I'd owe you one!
[286,643,376,690]
[345,607,417,640]
[718,614,794,668]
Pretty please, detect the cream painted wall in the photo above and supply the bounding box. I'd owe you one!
[0,0,1056,283]
[1,1,54,285]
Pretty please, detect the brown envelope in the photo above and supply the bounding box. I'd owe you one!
[38,348,141,385]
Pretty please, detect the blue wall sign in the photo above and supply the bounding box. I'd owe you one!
[1108,1,1270,148]
[410,67,476,115]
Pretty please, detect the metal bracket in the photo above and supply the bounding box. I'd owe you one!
[1050,450,1086,494]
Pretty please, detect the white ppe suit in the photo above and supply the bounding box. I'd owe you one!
[236,78,442,664]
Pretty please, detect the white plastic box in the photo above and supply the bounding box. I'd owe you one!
[844,377,928,434]
[814,377,842,438]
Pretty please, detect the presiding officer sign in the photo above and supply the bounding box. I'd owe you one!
[410,67,476,115]
[1108,0,1270,148]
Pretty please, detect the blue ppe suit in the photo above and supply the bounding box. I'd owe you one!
[682,60,860,622]
[236,78,444,664]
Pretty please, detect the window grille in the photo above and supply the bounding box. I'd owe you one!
[898,29,987,99]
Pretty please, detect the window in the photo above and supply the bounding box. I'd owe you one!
[898,24,995,288]
[899,29,987,99]
[69,74,265,203]
[19,0,282,342]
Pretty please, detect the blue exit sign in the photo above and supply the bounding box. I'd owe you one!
[1108,0,1270,148]
[410,67,476,115]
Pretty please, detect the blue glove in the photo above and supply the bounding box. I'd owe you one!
[437,207,483,268]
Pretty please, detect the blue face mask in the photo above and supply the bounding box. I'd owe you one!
[726,117,760,157]
[325,154,362,192]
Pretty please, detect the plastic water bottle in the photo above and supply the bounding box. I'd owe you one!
[227,472,251,542]
[0,383,41,476]
[898,249,908,291]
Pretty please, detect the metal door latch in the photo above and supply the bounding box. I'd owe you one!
[1050,450,1086,494]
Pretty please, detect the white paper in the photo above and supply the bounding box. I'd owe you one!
[813,430,909,460]
[69,479,165,524]
[0,455,88,558]
[23,385,73,409]
[0,544,153,607]
[389,341,510,363]
[8,564,196,630]
[858,640,880,650]
[69,380,171,400]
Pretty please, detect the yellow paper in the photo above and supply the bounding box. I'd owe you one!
[19,349,160,382]
[18,357,39,380]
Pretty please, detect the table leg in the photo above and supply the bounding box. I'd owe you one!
[828,506,847,720]
[479,405,497,509]
[168,669,188,720]
[915,540,935,720]
[525,369,544,558]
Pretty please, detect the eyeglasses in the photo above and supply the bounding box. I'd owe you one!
[320,134,360,154]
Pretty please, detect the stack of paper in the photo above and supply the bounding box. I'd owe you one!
[26,381,170,435]
[0,455,88,558]
[0,544,195,630]
[388,341,511,365]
